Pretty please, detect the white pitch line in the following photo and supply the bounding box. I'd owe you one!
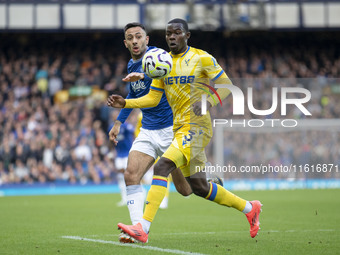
[154,229,337,236]
[86,229,337,238]
[62,236,207,255]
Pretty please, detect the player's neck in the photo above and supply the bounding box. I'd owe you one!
[171,46,188,56]
[131,55,143,62]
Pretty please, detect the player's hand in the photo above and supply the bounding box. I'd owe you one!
[192,101,212,116]
[109,121,121,145]
[107,95,126,108]
[122,72,144,82]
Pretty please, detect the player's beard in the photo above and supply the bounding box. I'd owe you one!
[132,45,146,60]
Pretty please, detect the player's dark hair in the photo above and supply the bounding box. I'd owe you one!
[124,22,146,33]
[167,18,189,32]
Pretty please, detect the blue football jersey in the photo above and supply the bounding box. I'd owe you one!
[117,46,173,130]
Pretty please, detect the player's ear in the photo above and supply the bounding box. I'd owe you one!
[146,35,149,45]
[186,32,191,40]
[123,39,128,48]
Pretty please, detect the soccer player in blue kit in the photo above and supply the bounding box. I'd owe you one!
[108,22,193,242]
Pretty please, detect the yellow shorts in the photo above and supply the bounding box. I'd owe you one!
[162,124,212,177]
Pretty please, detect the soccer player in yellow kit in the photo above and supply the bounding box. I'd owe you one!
[108,18,262,243]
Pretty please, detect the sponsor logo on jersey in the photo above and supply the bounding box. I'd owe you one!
[131,80,147,92]
[164,75,195,85]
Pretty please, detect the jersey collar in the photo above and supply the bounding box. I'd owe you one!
[170,46,190,58]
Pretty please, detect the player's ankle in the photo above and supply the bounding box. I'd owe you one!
[242,201,253,214]
[141,219,151,233]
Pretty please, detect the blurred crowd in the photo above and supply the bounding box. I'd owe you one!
[0,32,339,184]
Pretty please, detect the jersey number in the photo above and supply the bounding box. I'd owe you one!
[182,130,196,146]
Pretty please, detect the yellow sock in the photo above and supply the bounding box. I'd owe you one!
[143,175,168,222]
[205,182,246,212]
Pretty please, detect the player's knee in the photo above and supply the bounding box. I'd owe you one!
[154,158,176,177]
[124,169,139,185]
[191,184,210,198]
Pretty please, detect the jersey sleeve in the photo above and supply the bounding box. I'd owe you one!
[200,53,226,81]
[200,53,233,107]
[150,78,165,93]
[125,87,163,109]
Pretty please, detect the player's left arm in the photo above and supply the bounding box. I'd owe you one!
[122,72,145,82]
[207,73,233,108]
[202,55,233,109]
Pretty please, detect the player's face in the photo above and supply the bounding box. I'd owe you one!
[124,26,149,60]
[166,23,190,55]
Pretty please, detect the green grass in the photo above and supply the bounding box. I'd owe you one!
[1,189,340,255]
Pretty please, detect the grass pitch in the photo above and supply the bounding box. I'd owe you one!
[1,189,340,255]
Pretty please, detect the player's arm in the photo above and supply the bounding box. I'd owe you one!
[193,55,233,115]
[107,88,163,109]
[109,77,138,144]
[207,73,232,108]
[107,79,164,109]
[122,72,145,82]
[109,120,121,145]
[110,105,134,145]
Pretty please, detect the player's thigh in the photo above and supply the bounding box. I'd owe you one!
[173,124,211,165]
[125,150,155,184]
[162,126,209,177]
[162,143,187,174]
[130,127,159,159]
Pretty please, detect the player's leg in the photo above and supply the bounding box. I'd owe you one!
[118,126,196,239]
[125,151,154,186]
[122,126,161,231]
[184,124,262,238]
[185,159,262,238]
[157,125,192,197]
[171,168,192,196]
[125,150,155,225]
[181,124,250,211]
[118,156,177,243]
[136,137,190,235]
[159,174,170,209]
[185,170,248,211]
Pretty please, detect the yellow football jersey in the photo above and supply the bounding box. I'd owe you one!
[151,46,228,132]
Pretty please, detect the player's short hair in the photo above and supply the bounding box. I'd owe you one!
[124,22,146,33]
[167,18,189,32]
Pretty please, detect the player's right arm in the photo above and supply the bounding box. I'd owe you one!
[107,79,164,109]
